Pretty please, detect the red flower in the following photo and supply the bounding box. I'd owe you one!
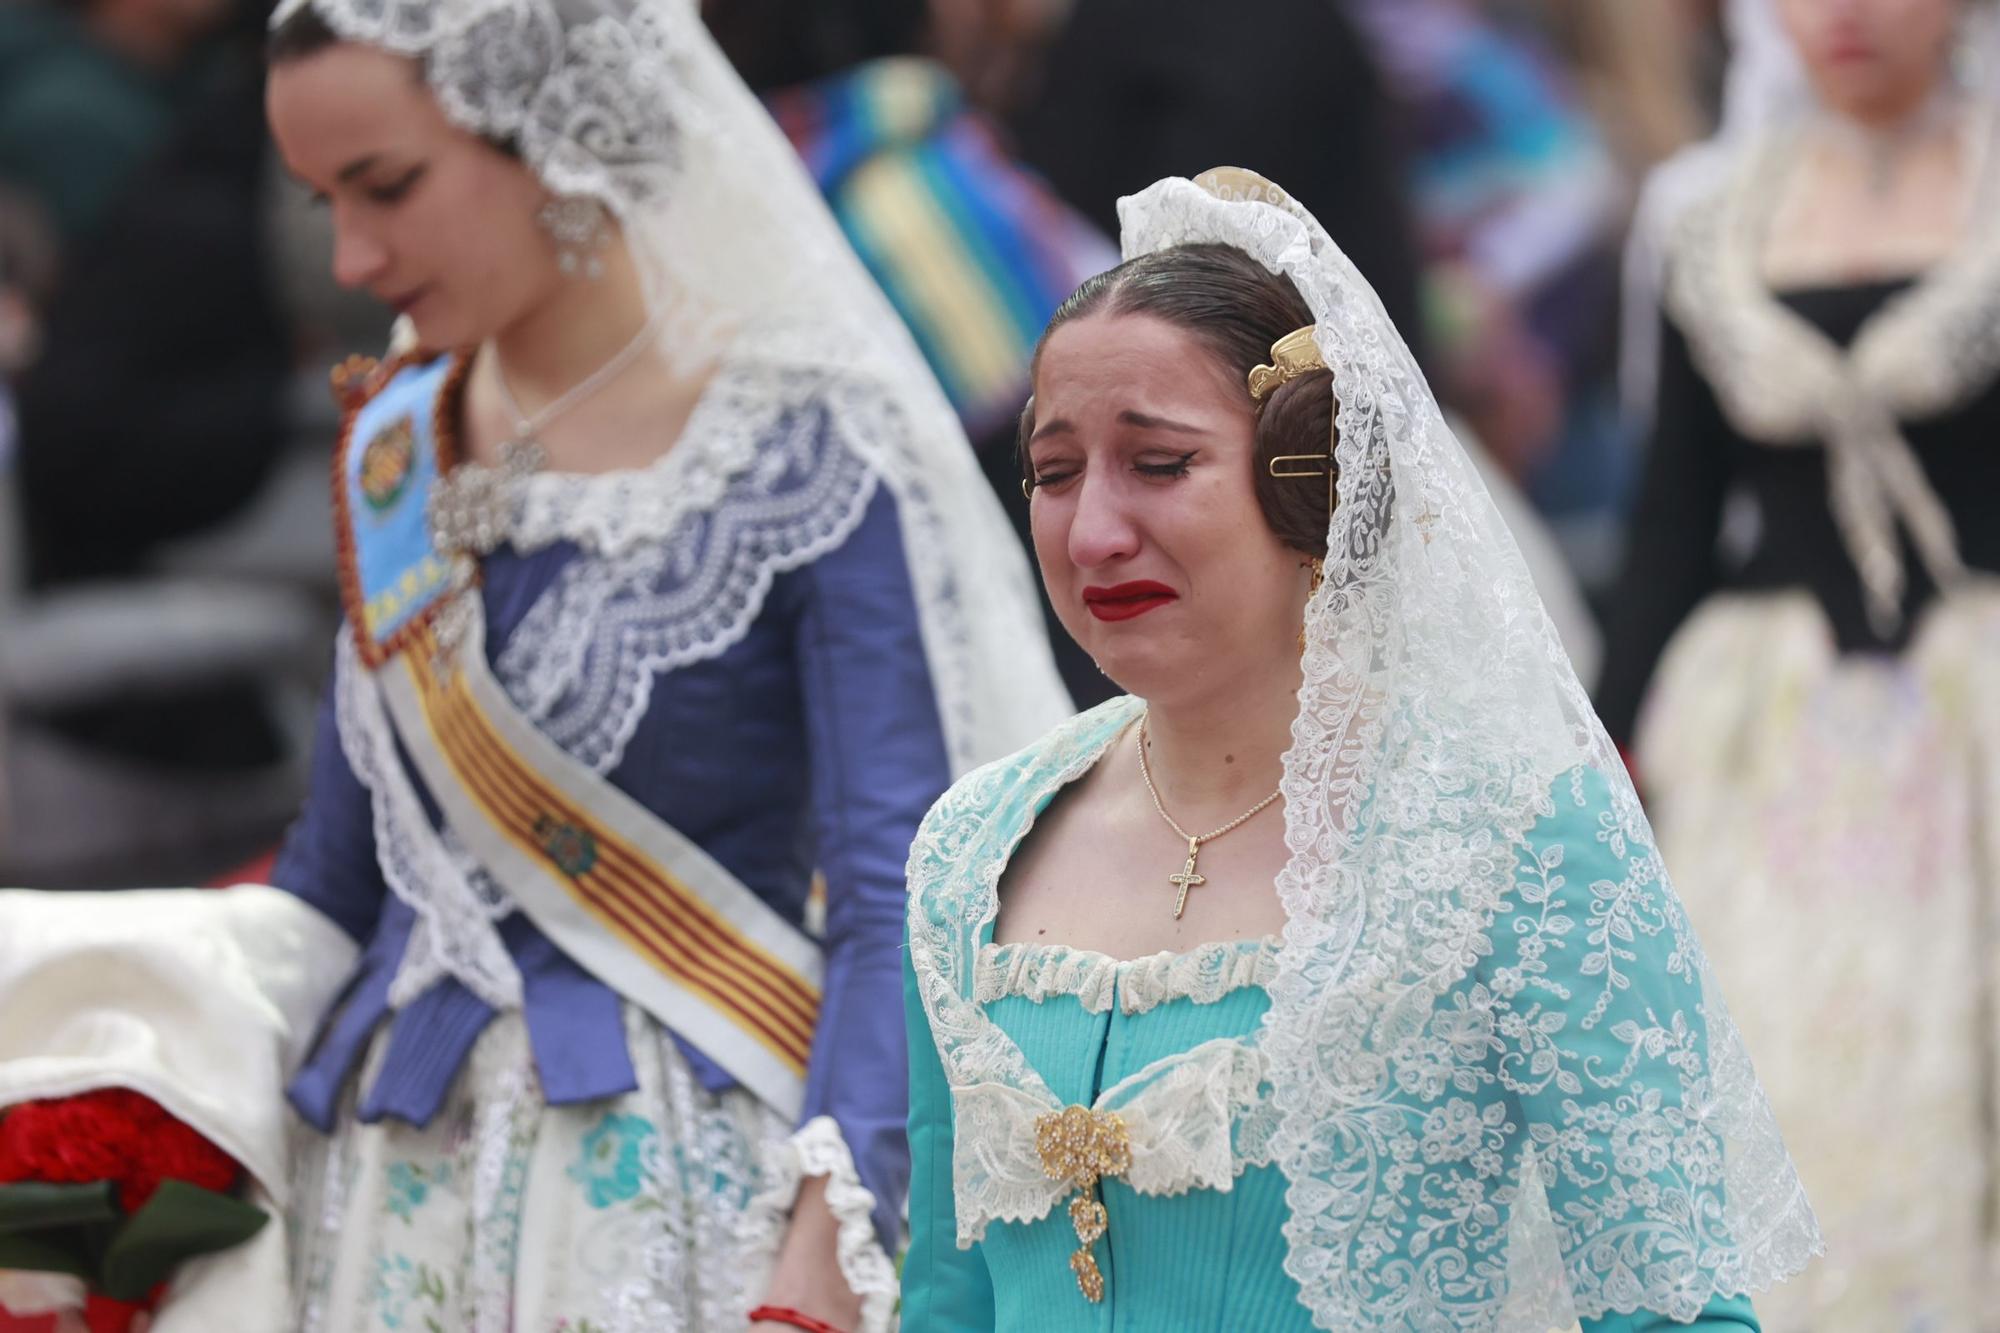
[0,1090,238,1213]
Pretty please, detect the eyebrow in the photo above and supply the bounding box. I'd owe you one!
[1028,409,1208,444]
[337,154,383,182]
[1119,410,1206,435]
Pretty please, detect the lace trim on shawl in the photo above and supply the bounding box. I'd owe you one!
[496,366,879,774]
[738,1115,898,1333]
[1661,109,2000,632]
[1667,107,2000,434]
[906,698,1281,1247]
[510,361,818,559]
[974,937,1280,1015]
[332,629,524,1011]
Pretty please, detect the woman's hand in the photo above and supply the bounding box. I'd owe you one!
[752,1173,862,1333]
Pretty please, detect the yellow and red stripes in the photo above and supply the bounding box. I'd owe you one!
[402,625,819,1076]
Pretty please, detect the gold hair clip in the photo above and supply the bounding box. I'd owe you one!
[1269,451,1335,519]
[1247,325,1325,402]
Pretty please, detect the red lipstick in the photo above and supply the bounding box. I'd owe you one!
[1825,27,1875,64]
[1082,581,1178,622]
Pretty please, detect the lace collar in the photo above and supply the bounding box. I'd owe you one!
[509,360,811,558]
[976,936,1281,1016]
[906,697,1280,1247]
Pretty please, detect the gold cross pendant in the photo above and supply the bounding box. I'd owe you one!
[1168,836,1206,920]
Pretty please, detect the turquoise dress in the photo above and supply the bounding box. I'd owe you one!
[903,698,1765,1331]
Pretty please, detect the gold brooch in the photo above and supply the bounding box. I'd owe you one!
[1035,1105,1132,1303]
[1246,325,1325,402]
[328,354,381,411]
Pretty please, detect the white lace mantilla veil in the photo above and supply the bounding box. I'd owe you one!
[269,0,1070,777]
[1127,169,1819,1329]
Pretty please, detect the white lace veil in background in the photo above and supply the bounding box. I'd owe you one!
[1123,169,1820,1329]
[1620,0,2000,422]
[270,0,1071,777]
[1619,0,1809,422]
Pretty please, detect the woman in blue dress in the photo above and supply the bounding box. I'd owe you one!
[0,0,1066,1329]
[902,169,1822,1331]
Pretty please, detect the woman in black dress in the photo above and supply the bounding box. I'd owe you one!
[1598,0,2000,1326]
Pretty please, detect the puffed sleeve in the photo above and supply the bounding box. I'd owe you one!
[267,650,389,945]
[901,931,996,1331]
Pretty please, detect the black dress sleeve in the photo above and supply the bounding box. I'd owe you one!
[1594,304,1735,747]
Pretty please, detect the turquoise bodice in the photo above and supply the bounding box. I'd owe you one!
[902,700,1767,1332]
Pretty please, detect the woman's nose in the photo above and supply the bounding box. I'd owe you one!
[330,216,390,290]
[1065,472,1140,569]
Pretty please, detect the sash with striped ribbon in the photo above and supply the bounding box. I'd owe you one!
[334,356,823,1116]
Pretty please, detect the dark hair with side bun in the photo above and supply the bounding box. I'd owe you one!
[1018,243,1337,558]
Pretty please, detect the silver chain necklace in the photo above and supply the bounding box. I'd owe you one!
[428,312,661,558]
[492,309,662,452]
[1135,714,1283,920]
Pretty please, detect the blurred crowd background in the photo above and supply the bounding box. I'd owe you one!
[0,0,1793,886]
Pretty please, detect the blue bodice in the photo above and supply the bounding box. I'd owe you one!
[272,364,952,1247]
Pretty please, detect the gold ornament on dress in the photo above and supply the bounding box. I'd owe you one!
[1035,1105,1133,1303]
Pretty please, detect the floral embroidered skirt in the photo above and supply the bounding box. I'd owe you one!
[1637,585,2000,1332]
[287,1006,791,1333]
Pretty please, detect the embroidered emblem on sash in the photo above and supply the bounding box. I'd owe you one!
[360,416,417,512]
[335,356,469,663]
[533,815,600,878]
[379,620,825,1112]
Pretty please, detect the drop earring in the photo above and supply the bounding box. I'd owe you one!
[538,196,610,279]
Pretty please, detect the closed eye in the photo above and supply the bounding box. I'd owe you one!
[1134,451,1196,479]
[367,165,427,205]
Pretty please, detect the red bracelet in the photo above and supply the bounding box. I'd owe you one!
[747,1306,848,1333]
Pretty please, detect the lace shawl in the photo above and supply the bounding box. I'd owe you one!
[1661,104,2000,634]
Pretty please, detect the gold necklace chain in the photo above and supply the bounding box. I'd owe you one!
[1135,714,1282,920]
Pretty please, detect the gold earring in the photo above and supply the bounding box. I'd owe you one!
[1298,557,1325,654]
